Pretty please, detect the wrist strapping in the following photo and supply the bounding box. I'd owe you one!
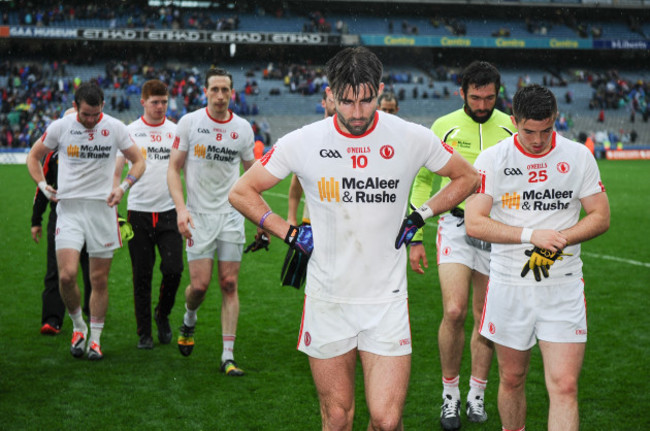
[119,174,138,193]
[38,181,53,200]
[520,228,533,244]
[415,204,434,221]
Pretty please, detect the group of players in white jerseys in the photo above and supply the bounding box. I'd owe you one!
[27,47,609,431]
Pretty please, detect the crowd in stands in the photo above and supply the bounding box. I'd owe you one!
[0,58,266,148]
[2,56,649,149]
[586,70,649,123]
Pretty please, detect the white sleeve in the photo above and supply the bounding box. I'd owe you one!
[174,115,191,152]
[578,147,605,199]
[422,130,453,174]
[241,127,255,162]
[474,150,494,197]
[260,130,302,180]
[42,120,62,150]
[116,122,135,152]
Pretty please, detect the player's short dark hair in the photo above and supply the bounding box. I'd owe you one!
[74,82,104,107]
[205,67,233,89]
[512,84,558,123]
[378,92,398,108]
[461,61,501,95]
[326,47,383,101]
[141,79,168,99]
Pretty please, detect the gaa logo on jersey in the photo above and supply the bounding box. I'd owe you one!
[557,162,570,173]
[101,129,109,137]
[380,145,394,160]
[231,131,239,140]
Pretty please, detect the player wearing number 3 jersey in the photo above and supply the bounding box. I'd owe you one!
[229,47,480,430]
[465,84,610,431]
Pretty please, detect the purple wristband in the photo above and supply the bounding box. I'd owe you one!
[259,210,273,228]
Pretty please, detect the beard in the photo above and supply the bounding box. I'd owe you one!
[464,99,495,124]
[336,111,375,136]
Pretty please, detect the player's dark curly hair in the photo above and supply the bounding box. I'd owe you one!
[512,84,558,123]
[74,82,104,107]
[461,61,501,95]
[205,67,233,89]
[326,47,383,101]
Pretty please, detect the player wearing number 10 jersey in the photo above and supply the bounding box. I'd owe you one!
[229,47,480,430]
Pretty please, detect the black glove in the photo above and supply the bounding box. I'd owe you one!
[395,212,425,249]
[284,224,313,256]
[281,246,309,289]
[244,233,270,253]
[521,246,571,282]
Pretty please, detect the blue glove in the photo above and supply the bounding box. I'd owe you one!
[395,212,425,249]
[284,224,313,256]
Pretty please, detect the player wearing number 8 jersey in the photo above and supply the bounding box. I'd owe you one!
[465,84,610,431]
[229,47,480,430]
[168,68,256,376]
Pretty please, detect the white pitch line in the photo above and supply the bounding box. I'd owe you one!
[582,252,650,268]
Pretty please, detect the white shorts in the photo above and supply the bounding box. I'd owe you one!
[297,296,412,359]
[55,199,120,258]
[185,210,245,262]
[479,278,588,351]
[436,214,490,275]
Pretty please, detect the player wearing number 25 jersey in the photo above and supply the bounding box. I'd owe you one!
[465,84,609,431]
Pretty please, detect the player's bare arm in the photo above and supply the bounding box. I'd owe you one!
[107,144,145,207]
[287,174,304,226]
[427,151,481,216]
[26,138,58,202]
[167,147,193,239]
[560,191,610,245]
[229,162,291,240]
[240,158,270,241]
[408,243,429,274]
[465,193,568,252]
[113,155,126,188]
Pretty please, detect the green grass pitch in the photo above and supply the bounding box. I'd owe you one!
[0,159,648,430]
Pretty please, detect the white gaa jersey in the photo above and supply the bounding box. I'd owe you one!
[174,108,254,214]
[124,116,176,212]
[43,112,134,200]
[262,111,453,304]
[474,132,606,284]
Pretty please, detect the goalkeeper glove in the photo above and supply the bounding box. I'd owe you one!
[395,211,425,249]
[118,215,134,242]
[521,246,572,282]
[244,233,270,253]
[284,224,313,256]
